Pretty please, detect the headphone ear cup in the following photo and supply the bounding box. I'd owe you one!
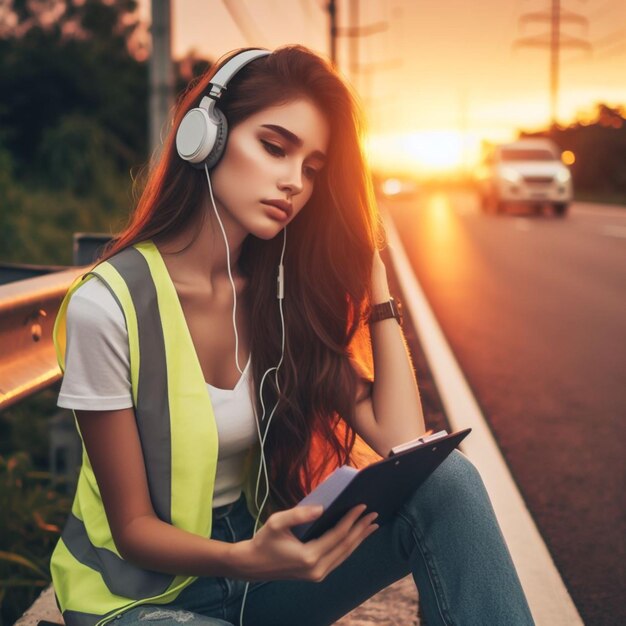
[176,106,218,166]
[204,107,228,170]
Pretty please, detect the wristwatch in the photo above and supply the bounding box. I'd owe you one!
[367,297,403,326]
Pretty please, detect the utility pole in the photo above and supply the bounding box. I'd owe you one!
[328,0,337,67]
[344,2,401,133]
[349,0,359,89]
[327,0,388,75]
[514,0,590,126]
[550,0,560,127]
[149,0,174,157]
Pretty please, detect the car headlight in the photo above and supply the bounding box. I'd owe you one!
[382,178,402,196]
[500,167,522,184]
[556,169,571,183]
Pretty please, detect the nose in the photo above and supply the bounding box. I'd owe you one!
[278,162,304,197]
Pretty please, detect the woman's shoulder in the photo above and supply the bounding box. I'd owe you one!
[59,276,133,410]
[67,275,126,332]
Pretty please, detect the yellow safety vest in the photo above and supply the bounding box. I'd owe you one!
[51,240,261,626]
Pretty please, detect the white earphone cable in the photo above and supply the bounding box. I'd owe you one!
[253,230,287,513]
[203,164,287,626]
[204,163,245,375]
[241,225,287,626]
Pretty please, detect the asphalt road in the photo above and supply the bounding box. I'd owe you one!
[385,191,626,626]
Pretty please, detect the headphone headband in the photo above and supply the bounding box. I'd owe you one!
[208,49,271,100]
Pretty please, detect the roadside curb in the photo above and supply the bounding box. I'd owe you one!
[382,205,583,625]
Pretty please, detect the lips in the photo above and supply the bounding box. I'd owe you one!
[261,199,293,218]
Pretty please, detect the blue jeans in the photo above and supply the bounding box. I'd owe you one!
[113,450,534,626]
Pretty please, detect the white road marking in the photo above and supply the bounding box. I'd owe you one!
[600,225,626,238]
[383,209,583,626]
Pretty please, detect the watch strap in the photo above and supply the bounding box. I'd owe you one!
[368,297,402,325]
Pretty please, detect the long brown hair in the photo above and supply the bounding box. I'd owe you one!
[99,44,384,514]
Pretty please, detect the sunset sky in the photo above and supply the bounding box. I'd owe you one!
[139,0,626,174]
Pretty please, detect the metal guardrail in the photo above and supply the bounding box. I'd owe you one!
[0,262,70,286]
[0,233,112,411]
[0,266,86,411]
[1,235,113,626]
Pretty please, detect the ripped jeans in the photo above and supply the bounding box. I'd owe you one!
[113,450,534,626]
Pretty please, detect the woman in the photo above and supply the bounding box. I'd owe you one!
[52,45,534,626]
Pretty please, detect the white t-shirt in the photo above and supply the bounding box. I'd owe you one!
[57,277,258,508]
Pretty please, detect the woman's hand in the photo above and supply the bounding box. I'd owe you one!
[229,504,379,582]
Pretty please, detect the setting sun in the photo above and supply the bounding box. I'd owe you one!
[365,130,483,176]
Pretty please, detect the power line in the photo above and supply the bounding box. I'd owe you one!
[595,41,626,59]
[221,0,269,47]
[567,40,626,64]
[585,0,624,24]
[299,0,317,22]
[592,28,626,51]
[561,8,626,65]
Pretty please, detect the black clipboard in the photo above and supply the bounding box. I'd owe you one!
[292,428,472,542]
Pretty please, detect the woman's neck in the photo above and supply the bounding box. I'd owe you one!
[154,205,248,290]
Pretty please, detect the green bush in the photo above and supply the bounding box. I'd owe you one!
[0,451,71,626]
[0,389,73,624]
[0,168,133,266]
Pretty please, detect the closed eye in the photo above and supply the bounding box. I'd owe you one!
[261,140,285,157]
[304,166,319,180]
[262,140,320,180]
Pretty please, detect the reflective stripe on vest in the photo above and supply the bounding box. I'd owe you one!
[62,610,102,626]
[51,241,226,625]
[107,247,172,523]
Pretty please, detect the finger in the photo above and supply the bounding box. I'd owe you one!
[336,510,379,555]
[268,505,324,532]
[308,504,369,555]
[318,516,380,577]
[315,504,367,546]
[321,511,379,566]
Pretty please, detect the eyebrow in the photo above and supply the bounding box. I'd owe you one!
[261,124,327,162]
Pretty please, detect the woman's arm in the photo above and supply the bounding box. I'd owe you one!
[76,407,378,582]
[76,407,236,576]
[349,250,426,457]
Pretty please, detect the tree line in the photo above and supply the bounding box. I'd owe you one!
[523,103,626,201]
[0,0,210,266]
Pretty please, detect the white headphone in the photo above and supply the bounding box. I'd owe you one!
[176,48,270,169]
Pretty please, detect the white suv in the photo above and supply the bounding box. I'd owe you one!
[477,138,572,216]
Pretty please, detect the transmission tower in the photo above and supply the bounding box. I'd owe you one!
[514,0,591,126]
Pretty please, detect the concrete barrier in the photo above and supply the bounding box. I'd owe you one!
[16,577,420,625]
[14,586,63,626]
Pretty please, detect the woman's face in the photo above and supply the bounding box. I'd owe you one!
[209,97,329,240]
